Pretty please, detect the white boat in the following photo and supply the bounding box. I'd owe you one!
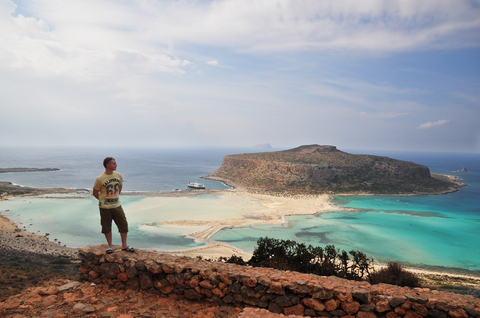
[188,182,205,189]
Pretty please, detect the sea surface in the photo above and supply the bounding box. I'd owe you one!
[0,146,479,274]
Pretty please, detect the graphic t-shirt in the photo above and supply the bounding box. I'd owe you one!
[93,172,123,209]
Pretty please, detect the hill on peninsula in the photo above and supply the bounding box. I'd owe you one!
[206,145,463,195]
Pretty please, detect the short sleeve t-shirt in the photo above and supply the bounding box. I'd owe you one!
[93,172,123,209]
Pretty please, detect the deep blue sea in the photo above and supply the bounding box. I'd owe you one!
[0,146,479,274]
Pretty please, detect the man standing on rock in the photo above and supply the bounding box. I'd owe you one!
[93,157,135,254]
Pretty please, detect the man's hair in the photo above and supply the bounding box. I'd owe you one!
[103,157,114,168]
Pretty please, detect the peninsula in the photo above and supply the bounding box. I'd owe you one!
[206,144,463,195]
[0,168,59,173]
[0,168,78,200]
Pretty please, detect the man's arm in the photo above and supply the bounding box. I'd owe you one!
[93,189,99,200]
[119,184,122,195]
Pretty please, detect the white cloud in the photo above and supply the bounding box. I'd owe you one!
[150,0,480,52]
[360,111,409,119]
[1,0,478,81]
[0,0,189,80]
[6,0,479,56]
[417,119,450,129]
[0,0,479,152]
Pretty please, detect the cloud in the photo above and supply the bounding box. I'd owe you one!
[0,0,190,81]
[1,0,478,82]
[0,0,479,152]
[7,0,480,57]
[156,0,480,52]
[360,111,409,119]
[417,119,450,130]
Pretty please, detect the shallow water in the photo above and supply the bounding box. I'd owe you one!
[0,192,268,251]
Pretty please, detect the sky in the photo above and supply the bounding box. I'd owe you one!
[1,0,479,152]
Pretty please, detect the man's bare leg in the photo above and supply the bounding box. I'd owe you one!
[120,232,128,249]
[104,232,113,248]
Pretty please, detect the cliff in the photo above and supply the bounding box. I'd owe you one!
[207,145,463,195]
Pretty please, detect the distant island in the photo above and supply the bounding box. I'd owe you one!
[206,144,464,195]
[0,168,59,173]
[253,143,273,150]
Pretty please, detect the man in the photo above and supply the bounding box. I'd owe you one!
[93,157,134,254]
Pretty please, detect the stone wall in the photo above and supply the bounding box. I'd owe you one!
[78,245,480,317]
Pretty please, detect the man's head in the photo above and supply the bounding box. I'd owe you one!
[103,157,116,169]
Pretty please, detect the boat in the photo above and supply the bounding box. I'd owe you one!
[188,182,205,189]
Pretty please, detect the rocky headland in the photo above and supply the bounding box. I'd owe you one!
[207,145,464,195]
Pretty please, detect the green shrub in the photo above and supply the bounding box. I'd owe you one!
[214,237,422,288]
[219,255,247,266]
[247,237,373,280]
[368,262,420,287]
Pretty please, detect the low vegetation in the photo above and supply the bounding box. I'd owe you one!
[219,237,425,288]
[369,262,420,287]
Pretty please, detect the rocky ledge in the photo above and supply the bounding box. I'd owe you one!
[71,245,479,317]
[207,145,464,195]
[2,245,479,317]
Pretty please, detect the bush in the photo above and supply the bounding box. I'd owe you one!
[247,237,373,280]
[212,237,422,288]
[219,254,247,266]
[369,262,420,287]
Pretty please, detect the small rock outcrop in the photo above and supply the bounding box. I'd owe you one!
[461,167,468,172]
[253,143,273,150]
[207,145,463,195]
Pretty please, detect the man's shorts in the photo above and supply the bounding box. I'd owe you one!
[99,206,128,234]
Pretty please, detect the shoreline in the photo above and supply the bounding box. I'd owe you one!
[0,215,78,257]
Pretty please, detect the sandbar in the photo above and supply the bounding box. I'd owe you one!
[154,191,337,242]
